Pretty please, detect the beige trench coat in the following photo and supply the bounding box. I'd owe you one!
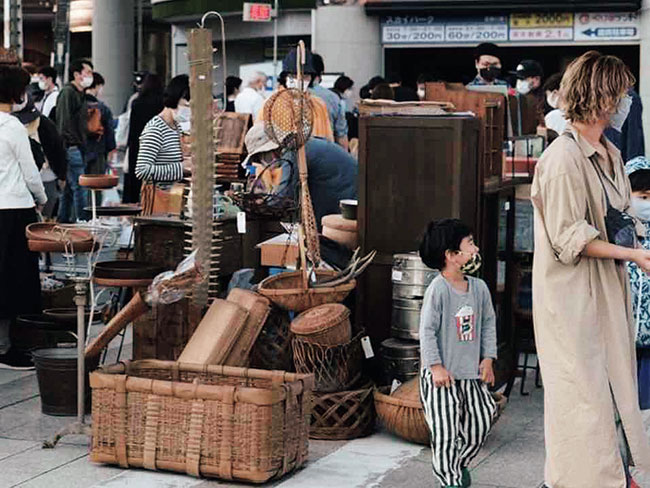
[531,125,650,488]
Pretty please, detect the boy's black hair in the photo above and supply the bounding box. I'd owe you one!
[629,169,650,193]
[163,74,190,108]
[69,58,93,81]
[38,66,57,82]
[419,219,473,270]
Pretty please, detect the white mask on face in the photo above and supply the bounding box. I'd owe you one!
[31,76,40,84]
[80,75,94,89]
[547,91,560,109]
[417,88,425,100]
[173,105,191,125]
[38,80,48,91]
[609,94,633,132]
[632,197,650,222]
[516,79,531,95]
[286,77,308,92]
[343,89,353,99]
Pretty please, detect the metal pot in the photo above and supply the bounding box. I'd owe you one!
[392,253,438,299]
[391,297,422,341]
[381,338,420,384]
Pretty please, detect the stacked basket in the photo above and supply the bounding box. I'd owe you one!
[290,304,375,440]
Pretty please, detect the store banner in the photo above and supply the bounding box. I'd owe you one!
[381,11,641,45]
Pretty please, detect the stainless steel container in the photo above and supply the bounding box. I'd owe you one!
[392,252,438,299]
[391,297,423,340]
[381,338,420,383]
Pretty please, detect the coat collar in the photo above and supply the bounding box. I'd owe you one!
[566,123,620,162]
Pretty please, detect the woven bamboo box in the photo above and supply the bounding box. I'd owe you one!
[90,360,313,483]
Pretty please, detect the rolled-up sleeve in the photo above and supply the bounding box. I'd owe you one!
[539,171,600,265]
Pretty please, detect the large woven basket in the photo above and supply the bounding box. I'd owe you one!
[290,303,352,346]
[374,384,509,446]
[374,386,429,445]
[292,333,364,393]
[310,382,375,440]
[258,270,356,313]
[90,360,313,483]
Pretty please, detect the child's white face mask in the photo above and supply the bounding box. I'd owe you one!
[632,197,650,222]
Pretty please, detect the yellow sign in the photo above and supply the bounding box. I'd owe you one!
[510,13,573,29]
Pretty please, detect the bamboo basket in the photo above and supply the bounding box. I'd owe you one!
[90,360,313,483]
[250,306,294,372]
[292,333,364,393]
[310,382,375,440]
[290,303,352,346]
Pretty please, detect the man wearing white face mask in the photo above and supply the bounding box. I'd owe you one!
[56,58,94,222]
[605,88,645,162]
[36,67,59,118]
[234,72,267,116]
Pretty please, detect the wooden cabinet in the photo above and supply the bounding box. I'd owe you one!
[357,116,481,344]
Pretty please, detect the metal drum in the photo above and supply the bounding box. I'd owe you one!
[391,297,423,340]
[381,338,421,384]
[392,252,438,299]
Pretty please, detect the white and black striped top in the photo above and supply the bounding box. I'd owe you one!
[135,115,183,182]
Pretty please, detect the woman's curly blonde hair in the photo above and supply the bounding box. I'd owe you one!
[560,51,635,124]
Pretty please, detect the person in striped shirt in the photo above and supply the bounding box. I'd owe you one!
[135,75,190,184]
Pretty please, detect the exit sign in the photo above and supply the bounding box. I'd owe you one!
[243,3,273,22]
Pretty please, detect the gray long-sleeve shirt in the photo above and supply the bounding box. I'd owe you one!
[419,275,497,379]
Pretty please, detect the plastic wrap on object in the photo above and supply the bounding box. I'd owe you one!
[146,249,206,305]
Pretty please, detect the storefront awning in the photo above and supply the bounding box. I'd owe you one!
[365,0,641,15]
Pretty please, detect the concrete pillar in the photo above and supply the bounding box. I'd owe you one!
[92,0,134,114]
[313,5,381,99]
[640,0,650,154]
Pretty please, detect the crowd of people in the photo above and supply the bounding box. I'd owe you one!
[2,42,650,488]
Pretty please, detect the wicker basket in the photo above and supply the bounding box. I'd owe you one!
[374,386,429,445]
[258,270,356,313]
[310,382,375,440]
[292,333,364,393]
[250,306,294,372]
[374,383,509,446]
[90,360,313,483]
[290,304,351,346]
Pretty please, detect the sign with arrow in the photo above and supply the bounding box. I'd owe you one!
[574,12,639,41]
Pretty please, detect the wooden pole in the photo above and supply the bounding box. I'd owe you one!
[188,28,215,309]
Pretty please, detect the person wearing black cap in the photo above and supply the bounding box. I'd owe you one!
[467,43,509,87]
[256,47,334,142]
[513,59,543,97]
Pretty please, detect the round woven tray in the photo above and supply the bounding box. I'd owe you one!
[310,381,375,440]
[290,303,351,346]
[258,270,356,313]
[292,332,364,393]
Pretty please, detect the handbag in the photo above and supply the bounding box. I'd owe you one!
[565,133,637,248]
[588,153,638,248]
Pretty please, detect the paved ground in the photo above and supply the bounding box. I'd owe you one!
[1,327,649,488]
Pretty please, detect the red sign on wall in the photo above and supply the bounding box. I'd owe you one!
[243,3,273,22]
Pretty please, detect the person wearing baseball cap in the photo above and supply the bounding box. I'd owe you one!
[467,43,509,87]
[512,59,544,96]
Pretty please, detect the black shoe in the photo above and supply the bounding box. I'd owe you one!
[0,349,35,370]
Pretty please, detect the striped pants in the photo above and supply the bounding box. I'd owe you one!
[419,368,497,486]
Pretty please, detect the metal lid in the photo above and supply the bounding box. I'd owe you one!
[393,252,423,263]
[381,338,420,351]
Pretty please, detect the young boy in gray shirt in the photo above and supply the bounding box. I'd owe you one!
[418,219,498,488]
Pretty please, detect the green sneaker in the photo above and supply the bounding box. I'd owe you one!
[461,468,472,487]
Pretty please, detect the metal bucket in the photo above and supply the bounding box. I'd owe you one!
[32,348,99,416]
[392,253,438,299]
[391,297,423,341]
[381,338,420,384]
[12,315,76,353]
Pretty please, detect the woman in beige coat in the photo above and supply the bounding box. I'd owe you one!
[532,51,650,488]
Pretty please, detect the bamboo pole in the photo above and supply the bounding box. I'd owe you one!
[188,28,215,309]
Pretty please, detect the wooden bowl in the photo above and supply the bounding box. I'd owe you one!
[79,174,119,189]
[28,239,95,253]
[258,270,356,313]
[26,223,93,243]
